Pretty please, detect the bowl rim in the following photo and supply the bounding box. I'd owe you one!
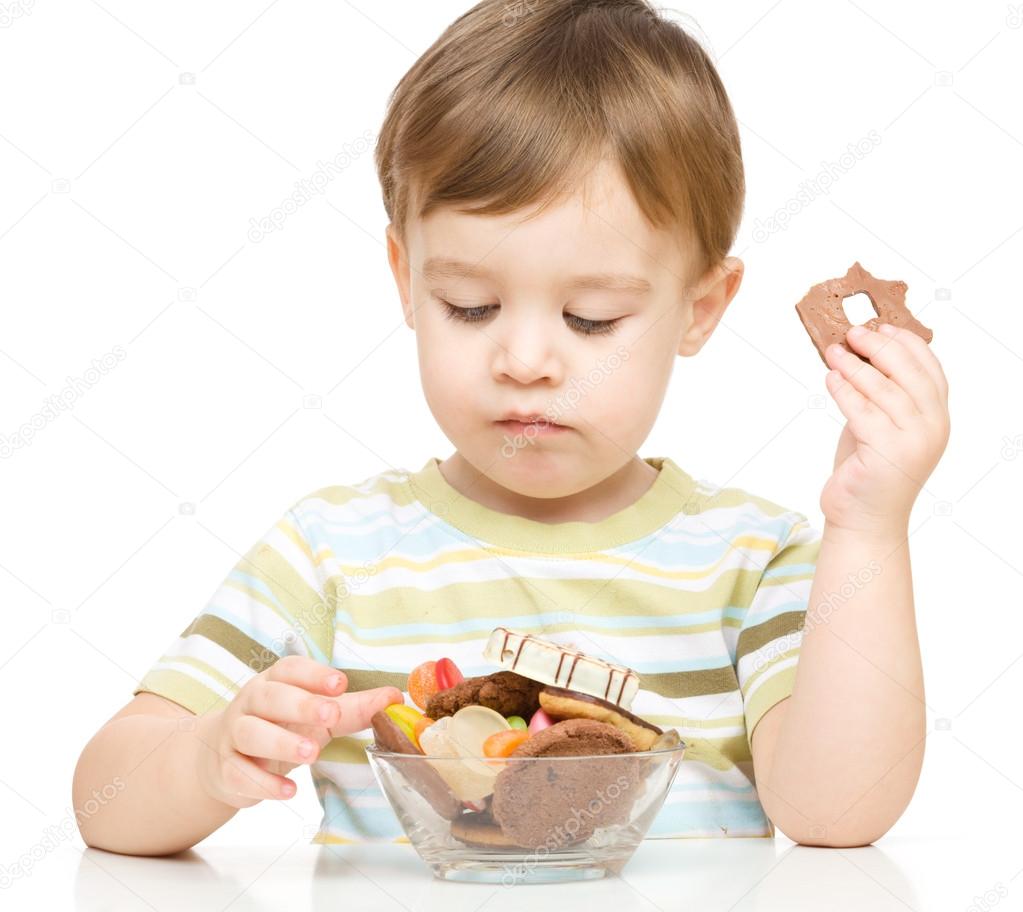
[364,741,687,761]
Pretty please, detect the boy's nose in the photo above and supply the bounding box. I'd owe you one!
[487,315,561,385]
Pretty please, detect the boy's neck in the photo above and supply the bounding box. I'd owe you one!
[436,452,659,525]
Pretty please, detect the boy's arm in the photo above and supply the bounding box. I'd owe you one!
[751,523,924,847]
[73,695,239,856]
[751,322,948,847]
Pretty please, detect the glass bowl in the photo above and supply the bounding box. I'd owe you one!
[365,740,686,883]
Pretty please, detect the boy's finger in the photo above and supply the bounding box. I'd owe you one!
[877,324,948,399]
[327,687,406,738]
[221,751,297,803]
[232,714,323,765]
[264,655,348,697]
[241,679,341,728]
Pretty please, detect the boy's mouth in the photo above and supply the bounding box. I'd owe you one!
[495,413,571,434]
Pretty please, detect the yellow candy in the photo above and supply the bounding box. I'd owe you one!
[385,703,424,745]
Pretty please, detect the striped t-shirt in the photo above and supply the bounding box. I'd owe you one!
[134,454,820,842]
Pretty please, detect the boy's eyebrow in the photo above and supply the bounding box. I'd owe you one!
[422,256,653,294]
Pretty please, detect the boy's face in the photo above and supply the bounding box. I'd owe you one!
[386,158,743,500]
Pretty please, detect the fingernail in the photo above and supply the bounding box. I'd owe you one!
[327,674,343,691]
[298,740,314,758]
[847,325,867,338]
[878,323,896,335]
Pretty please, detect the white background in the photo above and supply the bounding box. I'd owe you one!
[1,0,1021,908]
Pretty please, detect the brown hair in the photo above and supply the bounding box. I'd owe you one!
[374,0,744,285]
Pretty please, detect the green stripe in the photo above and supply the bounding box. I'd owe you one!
[334,664,739,700]
[744,668,797,751]
[335,669,408,692]
[180,614,280,673]
[735,610,805,663]
[134,671,226,716]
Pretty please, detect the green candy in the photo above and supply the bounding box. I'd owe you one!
[505,715,527,730]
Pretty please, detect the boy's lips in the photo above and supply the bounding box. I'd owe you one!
[494,414,571,434]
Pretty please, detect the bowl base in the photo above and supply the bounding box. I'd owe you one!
[432,848,629,883]
[437,861,608,884]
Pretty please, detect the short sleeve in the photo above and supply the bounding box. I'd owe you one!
[133,500,335,716]
[734,512,821,752]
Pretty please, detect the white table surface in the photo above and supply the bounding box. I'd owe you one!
[8,835,1014,911]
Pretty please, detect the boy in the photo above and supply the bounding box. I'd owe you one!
[73,0,949,854]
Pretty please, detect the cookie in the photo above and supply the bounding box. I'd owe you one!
[795,261,933,365]
[483,626,640,709]
[538,685,663,750]
[370,710,463,820]
[450,812,524,848]
[490,718,641,850]
[425,670,542,721]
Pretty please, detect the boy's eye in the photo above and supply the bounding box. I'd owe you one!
[438,300,621,337]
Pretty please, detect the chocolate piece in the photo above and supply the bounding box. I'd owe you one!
[795,261,933,365]
[369,710,463,820]
[370,710,419,754]
[539,685,662,750]
[425,670,542,720]
[490,718,641,849]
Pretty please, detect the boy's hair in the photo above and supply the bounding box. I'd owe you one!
[374,0,744,287]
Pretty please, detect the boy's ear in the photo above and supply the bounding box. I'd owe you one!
[386,224,415,330]
[677,255,744,357]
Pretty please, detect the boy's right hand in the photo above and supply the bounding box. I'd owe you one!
[195,655,404,809]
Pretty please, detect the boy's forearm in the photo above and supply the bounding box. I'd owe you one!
[73,711,239,856]
[759,521,926,844]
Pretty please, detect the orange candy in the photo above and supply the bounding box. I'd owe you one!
[408,660,439,711]
[482,729,530,758]
[413,715,434,746]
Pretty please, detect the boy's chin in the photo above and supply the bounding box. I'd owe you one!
[480,449,603,501]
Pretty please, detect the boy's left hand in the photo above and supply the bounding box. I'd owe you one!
[820,322,950,537]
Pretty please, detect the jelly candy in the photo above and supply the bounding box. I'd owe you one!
[506,715,527,730]
[482,729,530,758]
[408,660,439,710]
[527,707,555,735]
[435,657,464,691]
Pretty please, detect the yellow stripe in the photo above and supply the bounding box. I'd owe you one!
[331,534,783,582]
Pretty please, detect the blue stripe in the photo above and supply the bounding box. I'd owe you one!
[332,607,749,645]
[762,562,817,579]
